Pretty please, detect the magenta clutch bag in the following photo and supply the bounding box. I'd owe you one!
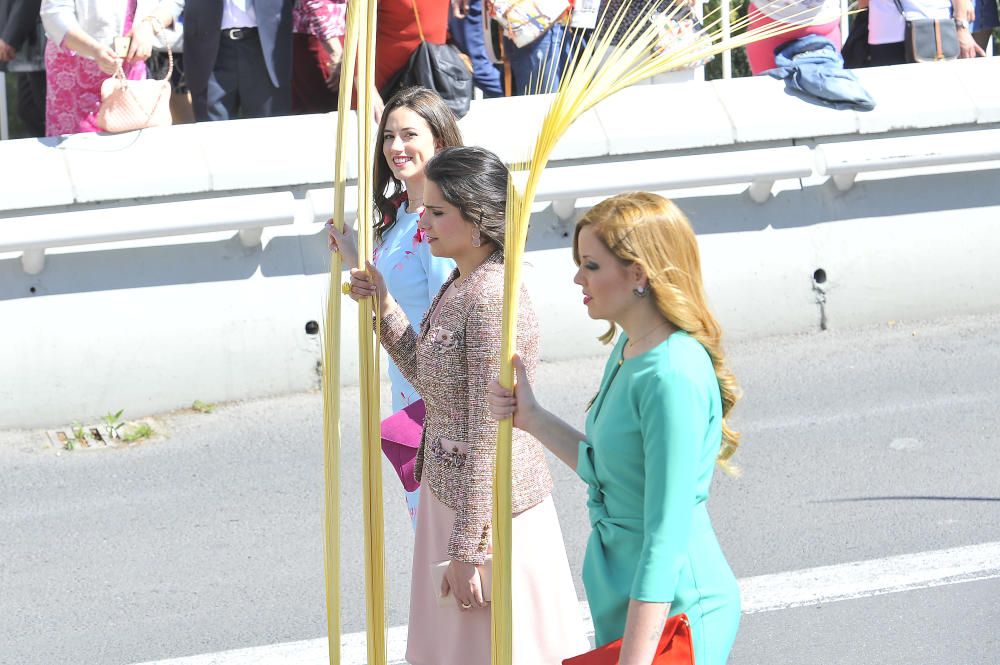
[380,400,425,492]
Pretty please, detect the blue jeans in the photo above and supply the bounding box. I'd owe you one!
[504,23,578,95]
[449,0,505,97]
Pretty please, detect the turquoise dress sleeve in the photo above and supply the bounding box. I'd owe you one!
[630,371,703,601]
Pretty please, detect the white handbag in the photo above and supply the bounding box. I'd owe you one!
[96,38,173,133]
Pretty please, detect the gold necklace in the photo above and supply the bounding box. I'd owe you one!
[620,320,670,365]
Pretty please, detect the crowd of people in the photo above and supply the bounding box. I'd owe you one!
[0,0,586,138]
[2,0,995,139]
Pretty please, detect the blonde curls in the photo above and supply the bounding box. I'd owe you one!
[573,192,743,474]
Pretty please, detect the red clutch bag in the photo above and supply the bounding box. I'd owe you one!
[562,614,693,665]
[380,399,425,492]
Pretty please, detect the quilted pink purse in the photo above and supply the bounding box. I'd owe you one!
[96,39,173,133]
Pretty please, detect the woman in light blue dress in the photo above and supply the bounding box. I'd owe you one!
[487,192,743,665]
[328,86,460,527]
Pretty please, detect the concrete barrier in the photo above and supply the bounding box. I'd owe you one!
[2,59,999,429]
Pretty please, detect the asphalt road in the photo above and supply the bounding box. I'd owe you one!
[2,312,999,665]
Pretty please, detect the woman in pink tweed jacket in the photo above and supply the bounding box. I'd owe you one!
[347,146,587,665]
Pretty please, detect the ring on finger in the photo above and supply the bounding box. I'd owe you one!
[461,601,472,609]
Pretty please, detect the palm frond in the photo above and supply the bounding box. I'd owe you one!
[492,1,833,662]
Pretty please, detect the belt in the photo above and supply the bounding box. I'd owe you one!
[223,27,258,40]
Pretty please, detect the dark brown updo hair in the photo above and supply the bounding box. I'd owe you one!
[423,146,508,250]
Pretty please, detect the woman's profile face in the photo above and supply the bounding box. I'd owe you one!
[573,226,635,322]
[382,108,439,184]
[419,180,476,259]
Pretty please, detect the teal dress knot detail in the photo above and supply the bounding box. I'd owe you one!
[577,439,642,535]
[576,332,742,665]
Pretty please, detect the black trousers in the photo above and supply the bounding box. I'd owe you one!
[868,42,907,67]
[15,70,46,138]
[192,31,291,122]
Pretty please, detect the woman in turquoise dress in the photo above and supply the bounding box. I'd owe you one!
[487,192,742,665]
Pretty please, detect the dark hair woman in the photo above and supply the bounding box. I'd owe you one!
[327,86,462,527]
[346,146,588,665]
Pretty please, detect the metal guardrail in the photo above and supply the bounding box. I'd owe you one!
[816,129,1000,191]
[0,193,298,274]
[3,129,999,275]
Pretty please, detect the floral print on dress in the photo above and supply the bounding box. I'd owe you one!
[44,4,147,137]
[292,0,347,39]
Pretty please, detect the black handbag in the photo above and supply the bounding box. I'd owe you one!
[893,0,959,62]
[381,0,474,119]
[841,9,871,68]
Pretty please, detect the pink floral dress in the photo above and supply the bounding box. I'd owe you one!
[44,0,148,136]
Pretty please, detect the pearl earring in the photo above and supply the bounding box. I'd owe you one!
[633,285,648,297]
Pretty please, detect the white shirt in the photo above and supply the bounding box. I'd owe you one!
[41,0,184,50]
[221,0,257,29]
[869,0,952,44]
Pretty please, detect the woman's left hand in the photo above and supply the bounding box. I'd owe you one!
[441,559,486,611]
[124,18,156,65]
[326,219,359,267]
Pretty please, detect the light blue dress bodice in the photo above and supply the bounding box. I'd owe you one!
[374,201,455,411]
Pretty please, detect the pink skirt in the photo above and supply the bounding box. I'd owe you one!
[406,489,588,665]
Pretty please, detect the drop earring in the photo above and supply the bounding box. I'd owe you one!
[472,228,483,248]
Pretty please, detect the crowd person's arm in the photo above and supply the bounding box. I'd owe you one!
[302,0,346,88]
[124,0,183,65]
[323,37,343,88]
[41,0,120,73]
[953,0,985,57]
[1,0,43,60]
[485,353,585,471]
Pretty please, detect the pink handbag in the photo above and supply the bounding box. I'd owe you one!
[96,40,173,133]
[381,400,425,492]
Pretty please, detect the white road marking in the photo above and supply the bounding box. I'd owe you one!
[131,541,1000,665]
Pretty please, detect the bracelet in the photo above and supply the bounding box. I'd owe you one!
[142,15,165,36]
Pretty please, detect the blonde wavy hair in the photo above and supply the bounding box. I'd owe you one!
[573,192,743,473]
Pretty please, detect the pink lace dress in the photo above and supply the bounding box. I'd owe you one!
[44,0,147,136]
